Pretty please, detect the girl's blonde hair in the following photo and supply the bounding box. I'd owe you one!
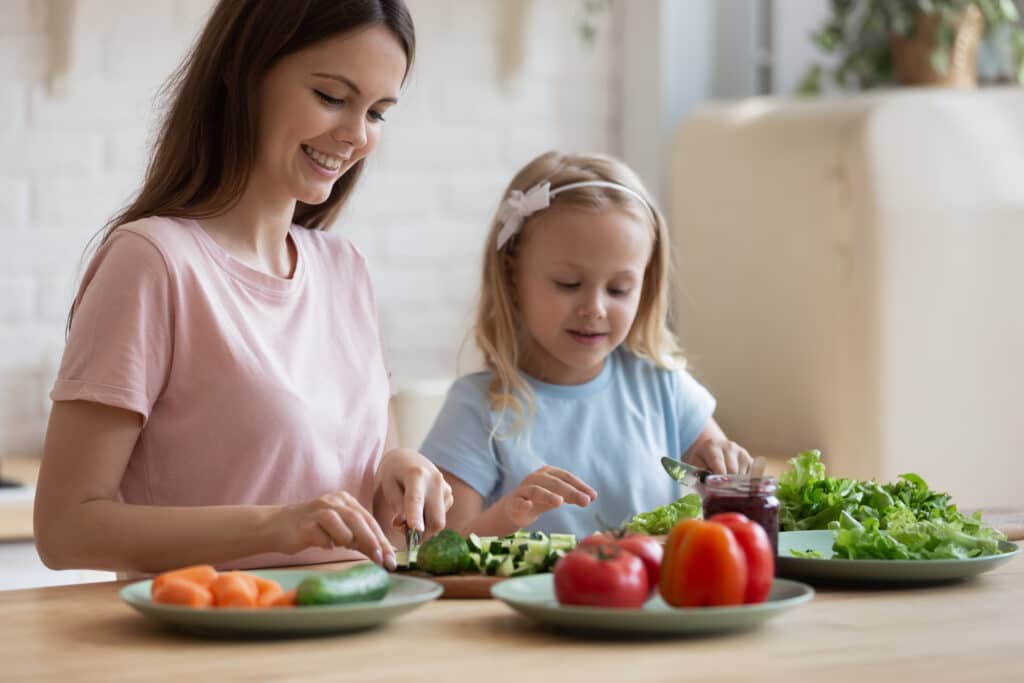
[475,150,684,436]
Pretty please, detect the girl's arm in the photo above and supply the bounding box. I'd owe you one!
[34,400,393,573]
[682,418,754,474]
[441,467,596,537]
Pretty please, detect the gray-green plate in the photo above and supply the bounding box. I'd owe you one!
[120,570,442,636]
[490,574,813,635]
[777,530,1020,584]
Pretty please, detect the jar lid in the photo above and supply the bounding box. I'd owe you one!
[702,474,777,495]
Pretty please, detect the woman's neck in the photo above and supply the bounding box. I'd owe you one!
[199,182,298,279]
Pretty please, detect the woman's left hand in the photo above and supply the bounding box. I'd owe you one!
[374,448,454,537]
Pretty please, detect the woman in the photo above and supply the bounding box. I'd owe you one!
[33,0,450,574]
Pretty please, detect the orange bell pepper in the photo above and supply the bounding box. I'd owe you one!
[659,518,748,607]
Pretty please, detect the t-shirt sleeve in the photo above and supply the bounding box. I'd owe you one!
[50,230,174,425]
[419,377,502,498]
[673,368,717,454]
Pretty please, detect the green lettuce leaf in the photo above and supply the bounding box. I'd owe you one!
[779,450,1008,560]
[626,493,702,535]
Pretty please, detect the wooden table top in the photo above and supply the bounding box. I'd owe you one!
[2,557,1021,683]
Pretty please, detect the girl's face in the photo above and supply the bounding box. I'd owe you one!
[513,206,653,385]
[255,25,407,207]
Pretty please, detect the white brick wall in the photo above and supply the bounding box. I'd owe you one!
[0,0,615,456]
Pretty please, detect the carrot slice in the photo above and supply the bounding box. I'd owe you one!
[209,571,259,608]
[250,575,282,596]
[256,586,283,607]
[270,588,297,608]
[152,577,213,608]
[151,565,218,595]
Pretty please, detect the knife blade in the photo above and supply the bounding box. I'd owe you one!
[404,525,420,568]
[661,456,710,488]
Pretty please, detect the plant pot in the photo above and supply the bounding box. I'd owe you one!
[890,4,984,87]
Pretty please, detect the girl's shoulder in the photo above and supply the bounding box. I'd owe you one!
[612,346,685,383]
[445,370,495,402]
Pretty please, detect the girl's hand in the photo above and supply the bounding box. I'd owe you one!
[685,437,753,475]
[500,466,598,529]
[374,448,453,538]
[274,491,396,569]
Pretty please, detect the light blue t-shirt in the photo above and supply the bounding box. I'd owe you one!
[420,347,716,538]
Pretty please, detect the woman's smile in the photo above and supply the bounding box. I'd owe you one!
[301,143,346,176]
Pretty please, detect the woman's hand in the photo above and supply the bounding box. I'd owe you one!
[685,437,753,475]
[374,448,453,538]
[499,465,597,529]
[274,491,396,569]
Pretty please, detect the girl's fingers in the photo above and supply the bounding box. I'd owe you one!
[521,484,564,510]
[736,448,754,475]
[544,468,598,502]
[723,445,740,474]
[700,446,727,474]
[534,473,592,507]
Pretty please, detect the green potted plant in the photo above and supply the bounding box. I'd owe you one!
[798,0,1024,94]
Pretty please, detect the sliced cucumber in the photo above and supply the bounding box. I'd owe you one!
[522,535,551,567]
[550,533,577,552]
[495,554,518,577]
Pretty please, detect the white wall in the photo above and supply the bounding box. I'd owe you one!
[0,0,616,457]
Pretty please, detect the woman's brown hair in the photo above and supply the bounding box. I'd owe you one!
[69,0,414,331]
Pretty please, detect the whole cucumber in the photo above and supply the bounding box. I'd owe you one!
[296,563,390,606]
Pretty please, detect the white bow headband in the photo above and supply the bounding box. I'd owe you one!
[495,180,651,251]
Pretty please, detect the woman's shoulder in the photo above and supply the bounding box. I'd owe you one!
[292,226,367,268]
[107,216,204,268]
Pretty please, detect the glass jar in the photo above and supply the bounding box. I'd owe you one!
[701,475,780,555]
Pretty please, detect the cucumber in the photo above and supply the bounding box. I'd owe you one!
[296,564,390,606]
[522,535,551,566]
[550,533,577,551]
[495,554,518,577]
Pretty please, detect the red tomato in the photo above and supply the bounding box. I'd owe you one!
[708,512,775,604]
[553,543,650,609]
[659,518,747,607]
[581,532,663,594]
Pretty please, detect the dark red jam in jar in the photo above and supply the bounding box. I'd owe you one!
[701,475,780,555]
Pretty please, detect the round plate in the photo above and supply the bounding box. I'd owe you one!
[120,570,442,636]
[777,530,1021,584]
[490,574,813,635]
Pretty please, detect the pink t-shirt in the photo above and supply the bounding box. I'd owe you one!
[51,216,393,568]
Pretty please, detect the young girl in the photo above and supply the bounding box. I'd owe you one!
[421,151,753,538]
[33,0,452,574]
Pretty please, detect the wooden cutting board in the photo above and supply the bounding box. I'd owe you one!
[395,571,506,599]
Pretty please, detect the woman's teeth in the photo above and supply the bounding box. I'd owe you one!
[302,144,342,171]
